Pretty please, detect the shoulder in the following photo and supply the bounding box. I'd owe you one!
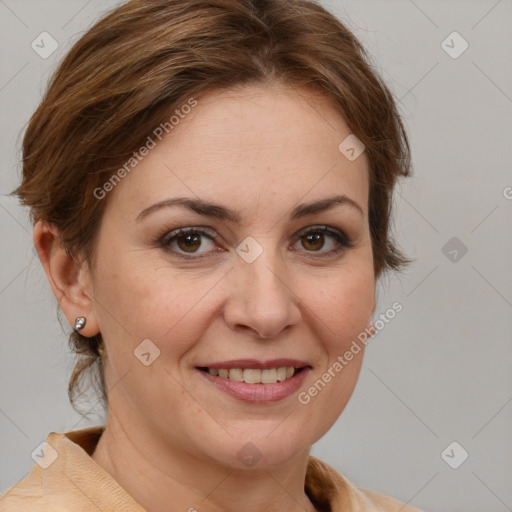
[355,487,422,511]
[1,427,106,512]
[306,455,422,512]
[0,464,47,511]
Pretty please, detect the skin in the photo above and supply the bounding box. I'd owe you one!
[35,82,377,512]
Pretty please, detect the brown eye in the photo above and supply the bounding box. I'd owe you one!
[176,232,202,253]
[293,226,352,257]
[301,232,325,251]
[158,225,352,260]
[160,227,219,258]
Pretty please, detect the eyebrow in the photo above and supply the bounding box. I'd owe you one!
[135,194,364,223]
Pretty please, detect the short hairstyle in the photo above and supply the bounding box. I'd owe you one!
[14,0,412,413]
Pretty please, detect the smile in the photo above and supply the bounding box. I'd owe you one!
[195,366,311,403]
[198,366,299,384]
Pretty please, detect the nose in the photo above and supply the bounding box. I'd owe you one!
[223,246,301,339]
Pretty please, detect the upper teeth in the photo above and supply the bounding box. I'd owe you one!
[207,367,296,384]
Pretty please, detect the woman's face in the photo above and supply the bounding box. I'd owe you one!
[87,83,376,467]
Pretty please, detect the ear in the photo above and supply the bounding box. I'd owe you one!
[33,220,99,337]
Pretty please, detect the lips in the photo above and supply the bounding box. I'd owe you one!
[196,365,311,402]
[198,366,301,384]
[195,359,311,385]
[194,358,312,402]
[195,358,311,370]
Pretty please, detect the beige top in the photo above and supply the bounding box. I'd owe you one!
[0,426,420,511]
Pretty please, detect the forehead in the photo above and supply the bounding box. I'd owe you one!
[167,83,356,161]
[105,83,370,219]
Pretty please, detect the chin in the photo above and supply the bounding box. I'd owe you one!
[209,430,310,470]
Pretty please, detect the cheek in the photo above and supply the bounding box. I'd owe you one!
[92,261,214,412]
[303,265,375,347]
[297,269,373,436]
[93,253,219,358]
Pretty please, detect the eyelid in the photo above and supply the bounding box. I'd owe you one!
[293,224,351,243]
[157,224,353,260]
[159,226,219,245]
[290,225,353,256]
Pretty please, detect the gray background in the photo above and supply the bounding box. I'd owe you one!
[1,1,511,510]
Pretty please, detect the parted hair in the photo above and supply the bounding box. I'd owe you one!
[15,0,412,413]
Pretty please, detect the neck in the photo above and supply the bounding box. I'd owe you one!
[91,410,318,512]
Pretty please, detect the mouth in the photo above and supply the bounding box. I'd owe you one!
[196,366,307,384]
[194,359,312,403]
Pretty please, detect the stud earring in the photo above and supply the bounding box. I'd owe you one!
[74,316,86,333]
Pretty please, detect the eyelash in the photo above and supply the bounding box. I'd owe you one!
[156,225,353,260]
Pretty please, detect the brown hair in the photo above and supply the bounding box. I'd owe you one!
[14,0,412,413]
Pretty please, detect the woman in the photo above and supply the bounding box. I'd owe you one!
[0,0,419,510]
